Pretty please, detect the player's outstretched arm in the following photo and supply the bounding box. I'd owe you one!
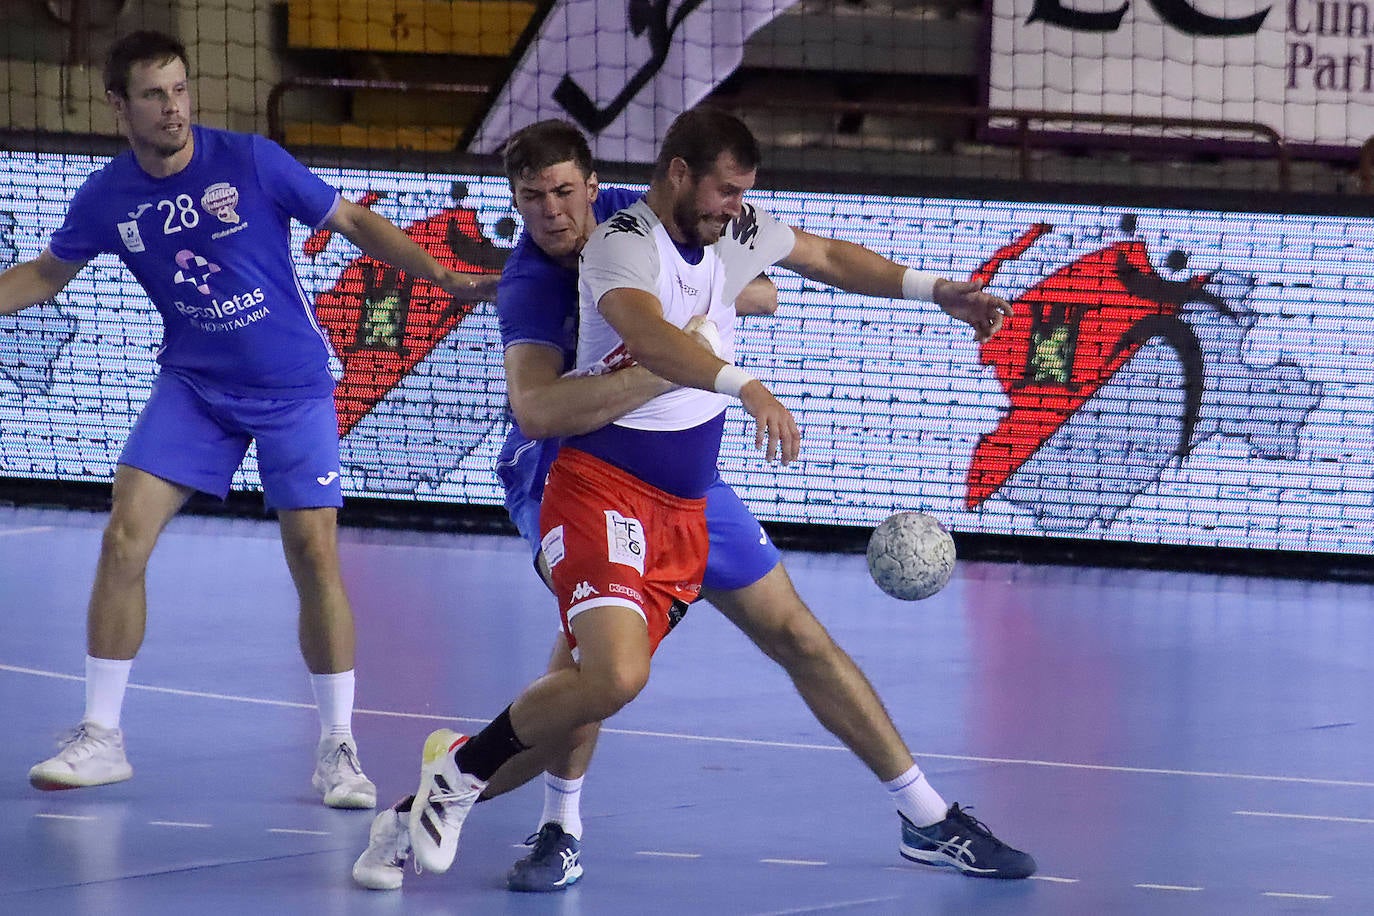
[0,249,85,316]
[506,342,673,440]
[323,199,496,301]
[931,278,1012,342]
[779,227,1011,341]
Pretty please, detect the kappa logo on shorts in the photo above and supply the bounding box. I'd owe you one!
[571,581,599,601]
[541,526,566,569]
[604,511,645,575]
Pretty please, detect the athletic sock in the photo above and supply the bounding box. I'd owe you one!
[454,706,528,782]
[84,655,132,730]
[310,670,355,741]
[884,763,949,827]
[540,773,585,839]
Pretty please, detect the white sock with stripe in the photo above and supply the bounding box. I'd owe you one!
[310,670,355,741]
[884,764,949,827]
[540,773,585,840]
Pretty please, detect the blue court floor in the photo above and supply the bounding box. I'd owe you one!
[2,504,1373,914]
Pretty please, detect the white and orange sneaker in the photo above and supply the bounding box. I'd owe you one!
[408,729,487,874]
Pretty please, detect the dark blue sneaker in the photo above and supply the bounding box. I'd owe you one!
[900,804,1036,879]
[506,822,583,892]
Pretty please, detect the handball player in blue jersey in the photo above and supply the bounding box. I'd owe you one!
[352,114,1033,891]
[0,31,494,807]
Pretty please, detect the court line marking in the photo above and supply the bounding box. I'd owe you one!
[1135,883,1204,891]
[148,820,212,829]
[761,858,827,866]
[0,527,55,537]
[1030,875,1079,883]
[33,813,96,821]
[636,851,701,859]
[749,897,903,915]
[6,661,1374,790]
[1263,892,1333,900]
[1236,810,1374,824]
[268,828,332,836]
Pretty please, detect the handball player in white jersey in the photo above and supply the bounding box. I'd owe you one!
[386,107,801,885]
[352,114,1034,890]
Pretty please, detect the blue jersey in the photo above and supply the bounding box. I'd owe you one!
[48,126,340,397]
[494,185,641,507]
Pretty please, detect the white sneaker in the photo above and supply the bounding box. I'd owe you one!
[352,802,413,890]
[313,736,377,809]
[408,729,486,874]
[29,721,133,790]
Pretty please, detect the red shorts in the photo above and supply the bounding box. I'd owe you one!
[539,448,707,656]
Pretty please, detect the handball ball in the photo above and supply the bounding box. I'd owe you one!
[866,512,956,600]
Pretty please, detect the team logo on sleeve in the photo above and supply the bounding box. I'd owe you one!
[202,183,242,224]
[117,220,145,253]
[606,212,645,237]
[725,203,759,250]
[604,510,645,575]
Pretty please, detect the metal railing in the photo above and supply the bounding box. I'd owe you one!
[268,80,1294,191]
[718,98,1293,191]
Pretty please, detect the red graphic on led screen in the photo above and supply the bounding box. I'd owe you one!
[966,223,1219,508]
[307,192,506,435]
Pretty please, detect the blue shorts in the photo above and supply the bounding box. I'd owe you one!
[509,471,780,592]
[120,370,343,510]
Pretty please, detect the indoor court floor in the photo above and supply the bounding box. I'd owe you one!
[2,504,1373,914]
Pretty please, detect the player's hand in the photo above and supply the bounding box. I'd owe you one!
[439,270,498,301]
[738,380,801,465]
[683,315,723,357]
[933,279,1013,342]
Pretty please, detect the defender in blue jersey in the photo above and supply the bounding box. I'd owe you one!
[0,31,494,807]
[352,117,1033,891]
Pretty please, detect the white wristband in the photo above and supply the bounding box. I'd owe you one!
[901,268,940,302]
[713,364,755,398]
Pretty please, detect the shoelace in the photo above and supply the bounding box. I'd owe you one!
[324,741,364,776]
[523,825,566,861]
[58,725,109,759]
[947,805,998,842]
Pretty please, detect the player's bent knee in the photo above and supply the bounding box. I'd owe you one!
[581,665,649,720]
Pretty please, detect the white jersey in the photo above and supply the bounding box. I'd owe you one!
[577,199,734,431]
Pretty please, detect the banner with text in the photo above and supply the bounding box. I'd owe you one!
[988,0,1374,149]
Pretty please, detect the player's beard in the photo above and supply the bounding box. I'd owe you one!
[672,195,726,248]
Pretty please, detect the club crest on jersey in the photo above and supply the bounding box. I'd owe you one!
[202,182,242,224]
[117,219,145,253]
[605,510,645,575]
[173,249,221,295]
